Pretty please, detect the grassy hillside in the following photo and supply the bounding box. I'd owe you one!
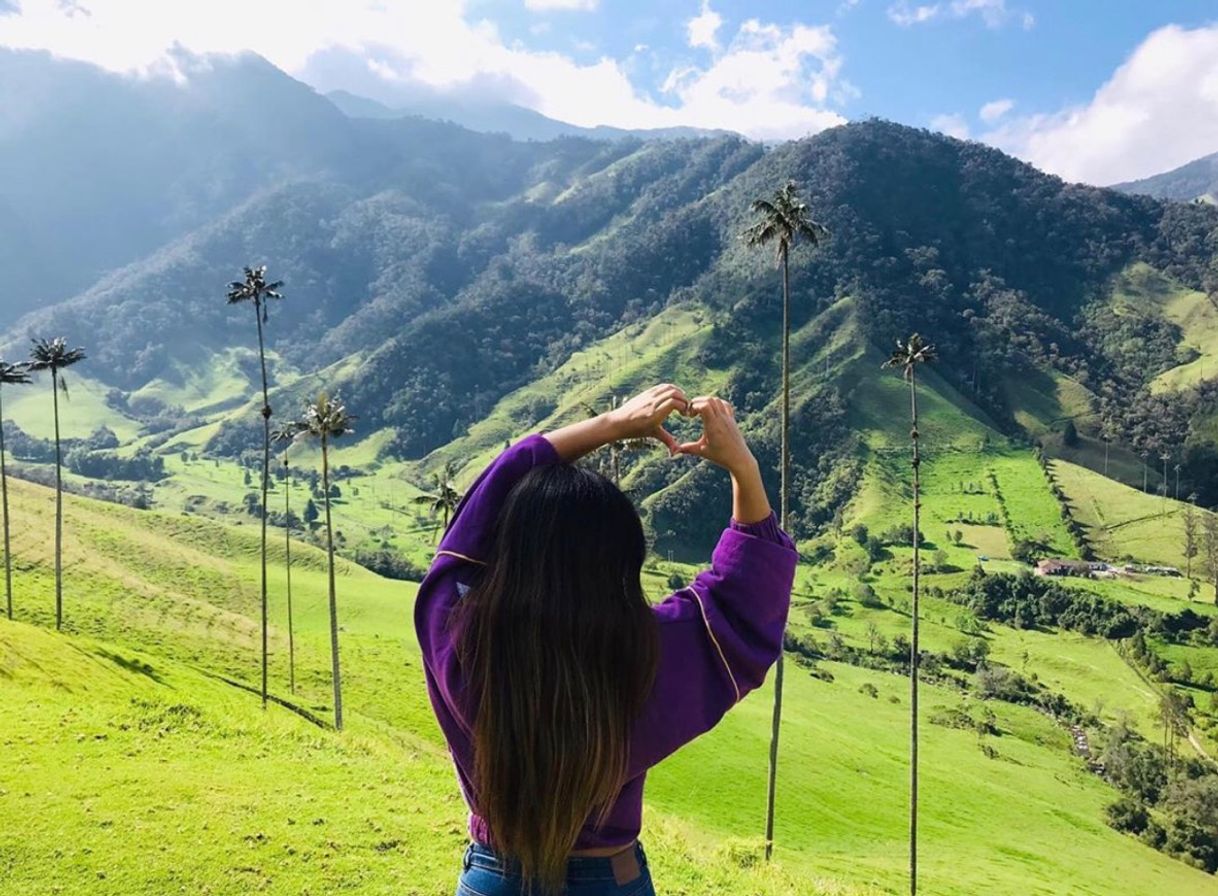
[1111,263,1218,394]
[0,619,862,896]
[1051,457,1217,572]
[2,458,1217,893]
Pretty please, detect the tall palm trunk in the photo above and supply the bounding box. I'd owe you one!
[52,369,63,631]
[253,302,271,708]
[284,450,296,694]
[1,387,11,620]
[764,243,791,861]
[322,434,344,731]
[908,370,922,896]
[1161,456,1169,516]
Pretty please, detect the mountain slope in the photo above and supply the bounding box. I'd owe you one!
[1114,150,1218,202]
[0,48,361,319]
[7,114,1218,533]
[325,88,734,142]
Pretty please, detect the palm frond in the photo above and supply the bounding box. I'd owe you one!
[226,264,285,313]
[294,392,356,441]
[882,333,938,379]
[0,361,32,386]
[271,423,302,445]
[28,337,87,372]
[743,179,827,261]
[749,198,779,217]
[797,219,830,246]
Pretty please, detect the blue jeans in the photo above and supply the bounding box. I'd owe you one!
[456,842,656,896]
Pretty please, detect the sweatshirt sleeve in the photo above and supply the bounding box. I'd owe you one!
[630,512,797,772]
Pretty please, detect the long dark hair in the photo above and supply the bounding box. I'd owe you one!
[455,463,659,891]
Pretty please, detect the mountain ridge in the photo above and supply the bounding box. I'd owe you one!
[324,87,737,142]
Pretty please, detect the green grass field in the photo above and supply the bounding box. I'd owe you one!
[1,468,1216,895]
[1051,458,1217,571]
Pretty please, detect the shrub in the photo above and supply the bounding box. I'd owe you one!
[1106,798,1149,835]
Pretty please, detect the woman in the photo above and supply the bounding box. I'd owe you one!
[415,384,797,895]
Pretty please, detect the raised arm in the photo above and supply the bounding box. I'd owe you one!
[435,384,691,565]
[631,397,796,770]
[542,383,689,461]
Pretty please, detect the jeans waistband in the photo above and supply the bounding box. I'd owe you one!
[463,841,648,882]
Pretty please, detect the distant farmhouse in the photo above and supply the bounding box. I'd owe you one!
[1034,559,1099,578]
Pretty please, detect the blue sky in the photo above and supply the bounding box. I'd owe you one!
[3,0,1218,184]
[481,1,1218,129]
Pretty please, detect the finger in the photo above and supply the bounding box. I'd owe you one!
[688,396,714,414]
[652,426,679,454]
[655,387,688,410]
[654,397,687,420]
[675,438,707,455]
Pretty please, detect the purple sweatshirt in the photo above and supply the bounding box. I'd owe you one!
[414,434,797,850]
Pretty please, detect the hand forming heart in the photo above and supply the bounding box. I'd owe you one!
[608,385,755,475]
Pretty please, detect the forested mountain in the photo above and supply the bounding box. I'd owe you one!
[5,51,1218,541]
[1114,150,1218,202]
[0,48,359,318]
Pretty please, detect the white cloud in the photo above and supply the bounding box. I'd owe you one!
[661,18,847,140]
[0,0,847,141]
[523,0,598,11]
[979,97,1013,123]
[888,0,1031,29]
[931,113,970,139]
[888,2,939,26]
[985,24,1218,184]
[687,0,723,50]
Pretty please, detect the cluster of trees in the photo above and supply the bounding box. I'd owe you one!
[1102,719,1218,873]
[226,266,356,730]
[1035,447,1095,560]
[64,447,165,481]
[948,568,1208,640]
[0,339,87,630]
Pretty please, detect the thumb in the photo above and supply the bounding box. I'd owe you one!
[675,436,708,456]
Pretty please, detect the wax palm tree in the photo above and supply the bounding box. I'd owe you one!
[412,460,461,544]
[27,338,86,631]
[0,360,31,620]
[272,424,301,694]
[226,265,283,709]
[582,395,655,485]
[294,393,354,730]
[743,179,828,860]
[883,332,938,896]
[1183,496,1199,581]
